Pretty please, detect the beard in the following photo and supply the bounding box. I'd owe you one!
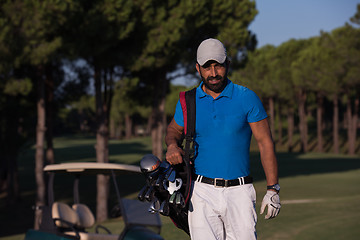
[201,74,228,93]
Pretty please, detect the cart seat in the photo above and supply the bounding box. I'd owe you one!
[72,204,96,229]
[52,202,119,240]
[71,203,119,240]
[52,202,79,228]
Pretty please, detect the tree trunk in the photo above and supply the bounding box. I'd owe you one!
[146,114,152,136]
[34,65,46,229]
[287,106,294,152]
[298,89,308,153]
[277,101,282,146]
[117,121,123,139]
[94,64,111,223]
[348,97,359,155]
[268,97,275,140]
[109,118,115,139]
[316,93,324,152]
[125,113,132,139]
[151,71,167,159]
[333,95,339,154]
[45,64,55,165]
[346,98,352,154]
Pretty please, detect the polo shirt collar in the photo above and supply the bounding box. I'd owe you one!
[197,79,234,99]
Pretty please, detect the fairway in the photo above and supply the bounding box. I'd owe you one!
[0,136,359,240]
[254,169,360,240]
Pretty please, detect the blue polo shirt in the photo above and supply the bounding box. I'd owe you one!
[174,79,267,179]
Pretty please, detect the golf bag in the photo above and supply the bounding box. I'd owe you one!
[138,88,196,235]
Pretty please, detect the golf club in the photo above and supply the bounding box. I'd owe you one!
[159,200,170,216]
[138,185,149,201]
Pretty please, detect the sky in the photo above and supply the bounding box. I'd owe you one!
[250,0,360,47]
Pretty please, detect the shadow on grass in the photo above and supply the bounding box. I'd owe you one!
[250,152,360,182]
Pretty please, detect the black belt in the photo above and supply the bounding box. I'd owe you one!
[195,175,253,187]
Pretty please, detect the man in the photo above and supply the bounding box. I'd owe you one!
[165,38,280,240]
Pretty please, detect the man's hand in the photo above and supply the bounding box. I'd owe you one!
[166,144,185,165]
[260,190,281,219]
[165,118,185,165]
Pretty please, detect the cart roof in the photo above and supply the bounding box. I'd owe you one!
[43,162,141,175]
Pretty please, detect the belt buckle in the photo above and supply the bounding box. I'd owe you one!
[214,178,228,188]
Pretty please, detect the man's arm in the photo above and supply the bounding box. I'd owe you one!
[249,118,278,186]
[250,118,281,219]
[165,118,185,165]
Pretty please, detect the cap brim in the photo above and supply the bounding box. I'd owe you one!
[198,55,226,66]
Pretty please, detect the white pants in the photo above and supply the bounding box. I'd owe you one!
[188,181,257,240]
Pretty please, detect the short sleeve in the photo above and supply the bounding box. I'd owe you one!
[173,100,184,127]
[244,90,268,123]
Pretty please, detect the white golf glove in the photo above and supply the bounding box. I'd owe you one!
[260,190,281,219]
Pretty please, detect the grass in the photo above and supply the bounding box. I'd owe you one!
[255,169,360,240]
[1,135,360,240]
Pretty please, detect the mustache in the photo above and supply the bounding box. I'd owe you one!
[206,75,222,81]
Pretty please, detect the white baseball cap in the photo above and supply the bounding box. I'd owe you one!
[196,38,227,66]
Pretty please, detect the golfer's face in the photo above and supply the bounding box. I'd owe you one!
[197,61,227,93]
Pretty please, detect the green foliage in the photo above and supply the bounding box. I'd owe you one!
[231,44,277,98]
[3,78,32,96]
[72,95,96,113]
[292,38,322,90]
[2,0,75,66]
[212,0,257,56]
[233,23,360,108]
[350,3,360,25]
[112,77,139,116]
[330,25,360,97]
[165,84,190,116]
[0,0,358,165]
[111,77,152,125]
[58,95,96,133]
[66,0,136,65]
[132,0,257,71]
[272,39,307,103]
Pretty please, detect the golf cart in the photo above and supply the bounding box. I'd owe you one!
[24,162,163,240]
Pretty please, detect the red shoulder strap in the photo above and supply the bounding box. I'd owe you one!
[179,91,187,135]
